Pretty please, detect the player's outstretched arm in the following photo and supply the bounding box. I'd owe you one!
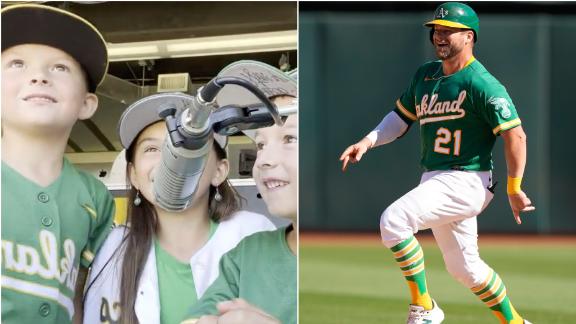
[339,137,373,172]
[340,111,410,172]
[501,126,536,224]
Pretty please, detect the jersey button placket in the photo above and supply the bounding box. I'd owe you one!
[41,216,53,227]
[38,192,50,203]
[39,302,51,317]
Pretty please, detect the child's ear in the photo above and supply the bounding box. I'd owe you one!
[78,93,99,120]
[211,158,230,187]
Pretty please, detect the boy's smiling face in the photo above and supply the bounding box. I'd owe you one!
[253,96,298,222]
[1,44,98,134]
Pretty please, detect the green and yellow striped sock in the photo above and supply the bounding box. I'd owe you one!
[390,236,433,310]
[471,269,523,324]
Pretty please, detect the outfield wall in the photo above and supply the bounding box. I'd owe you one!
[299,2,576,233]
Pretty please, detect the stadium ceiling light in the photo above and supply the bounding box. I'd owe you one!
[107,30,297,62]
[107,45,160,58]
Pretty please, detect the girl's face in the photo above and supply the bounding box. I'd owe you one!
[129,121,229,210]
[253,97,298,221]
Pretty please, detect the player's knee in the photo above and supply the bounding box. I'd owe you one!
[379,204,411,247]
[444,255,488,288]
[379,205,397,233]
[445,262,474,286]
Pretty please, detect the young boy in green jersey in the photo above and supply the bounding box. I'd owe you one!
[180,61,298,324]
[340,2,533,324]
[1,4,114,324]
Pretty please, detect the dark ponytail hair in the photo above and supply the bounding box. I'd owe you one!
[118,131,241,324]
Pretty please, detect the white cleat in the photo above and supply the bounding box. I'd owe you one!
[406,300,445,324]
[524,321,533,324]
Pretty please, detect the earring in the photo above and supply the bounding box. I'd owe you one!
[256,193,262,199]
[214,187,222,202]
[134,190,142,206]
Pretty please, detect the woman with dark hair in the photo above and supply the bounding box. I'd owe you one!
[83,93,276,324]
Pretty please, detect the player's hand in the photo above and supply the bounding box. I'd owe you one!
[507,190,535,224]
[212,299,280,324]
[339,138,372,172]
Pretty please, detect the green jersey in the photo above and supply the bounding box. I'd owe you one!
[394,58,521,171]
[156,220,218,324]
[181,226,296,324]
[1,159,114,324]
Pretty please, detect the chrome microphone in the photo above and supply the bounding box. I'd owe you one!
[152,88,216,212]
[153,76,283,212]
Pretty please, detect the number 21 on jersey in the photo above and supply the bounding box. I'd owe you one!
[434,127,462,156]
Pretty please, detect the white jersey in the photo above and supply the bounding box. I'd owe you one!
[83,211,276,324]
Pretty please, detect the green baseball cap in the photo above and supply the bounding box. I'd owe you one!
[424,2,479,42]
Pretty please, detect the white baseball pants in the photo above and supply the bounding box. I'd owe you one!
[379,170,494,288]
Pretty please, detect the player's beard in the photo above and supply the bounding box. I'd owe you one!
[435,42,464,60]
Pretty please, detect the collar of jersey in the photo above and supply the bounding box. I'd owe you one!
[429,56,476,81]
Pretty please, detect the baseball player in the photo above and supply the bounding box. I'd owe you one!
[1,4,114,324]
[340,3,534,324]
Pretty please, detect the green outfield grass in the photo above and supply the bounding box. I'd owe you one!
[300,238,576,323]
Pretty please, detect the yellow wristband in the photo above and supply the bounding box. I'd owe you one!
[507,176,522,195]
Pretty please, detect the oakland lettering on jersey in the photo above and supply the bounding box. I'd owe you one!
[1,229,79,292]
[416,90,467,125]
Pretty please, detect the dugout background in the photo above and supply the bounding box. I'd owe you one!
[299,2,576,234]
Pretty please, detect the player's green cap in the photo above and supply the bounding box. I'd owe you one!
[1,4,109,92]
[215,60,298,140]
[424,2,479,42]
